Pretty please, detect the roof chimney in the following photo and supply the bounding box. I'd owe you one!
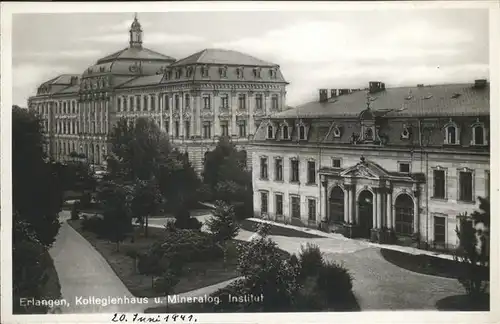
[319,89,328,102]
[474,79,487,89]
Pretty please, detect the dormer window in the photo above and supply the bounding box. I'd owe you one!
[201,66,209,78]
[282,124,289,140]
[253,68,261,78]
[471,121,487,146]
[219,66,227,78]
[332,126,342,138]
[269,68,277,79]
[401,125,411,139]
[299,125,306,140]
[267,124,275,139]
[236,68,244,79]
[444,121,459,145]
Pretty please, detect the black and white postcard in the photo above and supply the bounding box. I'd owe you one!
[1,2,498,324]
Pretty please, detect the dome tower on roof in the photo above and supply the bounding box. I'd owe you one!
[129,13,143,48]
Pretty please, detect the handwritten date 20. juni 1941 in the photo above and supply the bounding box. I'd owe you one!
[112,313,198,323]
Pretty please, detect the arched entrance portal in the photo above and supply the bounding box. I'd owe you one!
[395,194,414,236]
[329,186,344,223]
[358,190,374,238]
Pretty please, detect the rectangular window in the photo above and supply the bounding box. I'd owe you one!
[203,95,211,109]
[238,94,246,110]
[164,120,169,134]
[202,66,209,77]
[291,160,299,183]
[332,159,341,168]
[129,97,134,111]
[117,98,122,112]
[291,196,300,219]
[175,95,180,111]
[271,95,279,110]
[459,171,473,202]
[399,163,410,173]
[175,121,180,138]
[255,94,263,110]
[221,94,229,109]
[185,94,190,109]
[164,95,169,110]
[307,161,316,184]
[434,216,446,245]
[261,192,268,214]
[308,199,316,221]
[220,121,229,137]
[143,96,148,111]
[136,96,141,111]
[150,95,156,111]
[203,121,212,139]
[185,121,190,138]
[239,120,247,137]
[260,157,268,180]
[275,194,283,216]
[275,158,283,181]
[433,170,446,199]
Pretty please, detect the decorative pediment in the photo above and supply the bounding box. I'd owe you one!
[340,158,390,179]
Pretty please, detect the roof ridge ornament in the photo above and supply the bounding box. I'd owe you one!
[366,92,371,110]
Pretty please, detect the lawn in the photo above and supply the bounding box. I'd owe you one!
[67,219,248,298]
[239,219,325,238]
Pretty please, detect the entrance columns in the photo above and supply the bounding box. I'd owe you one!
[343,186,349,223]
[413,187,420,235]
[346,184,354,224]
[321,177,328,222]
[372,188,378,229]
[376,189,383,228]
[386,188,393,229]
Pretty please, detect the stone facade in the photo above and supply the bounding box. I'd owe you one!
[251,81,490,250]
[27,16,287,173]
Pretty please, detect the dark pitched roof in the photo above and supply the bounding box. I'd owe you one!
[274,83,489,119]
[39,74,79,87]
[97,46,176,64]
[170,48,276,67]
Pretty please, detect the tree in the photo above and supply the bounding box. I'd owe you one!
[202,138,252,217]
[131,177,163,237]
[108,117,171,181]
[236,222,301,311]
[154,262,183,311]
[12,106,62,247]
[455,197,490,297]
[97,179,134,251]
[206,201,240,243]
[156,150,200,211]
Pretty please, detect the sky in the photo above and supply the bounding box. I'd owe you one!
[12,9,489,107]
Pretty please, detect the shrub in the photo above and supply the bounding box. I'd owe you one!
[211,279,253,312]
[236,232,300,311]
[299,243,324,278]
[164,219,177,232]
[147,229,223,266]
[173,208,202,230]
[81,215,105,236]
[294,277,326,311]
[206,201,240,243]
[186,217,203,231]
[316,261,353,303]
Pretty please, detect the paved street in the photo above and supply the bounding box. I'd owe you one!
[49,211,147,313]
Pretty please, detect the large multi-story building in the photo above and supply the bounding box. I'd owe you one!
[251,80,489,250]
[28,15,288,172]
